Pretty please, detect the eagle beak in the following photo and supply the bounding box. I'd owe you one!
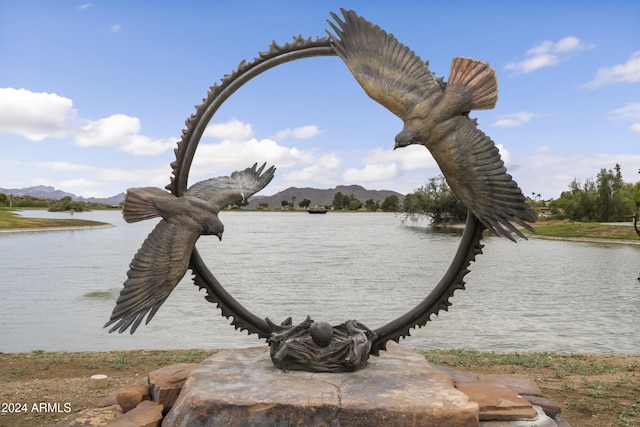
[216,231,223,241]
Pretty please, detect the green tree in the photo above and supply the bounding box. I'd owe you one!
[403,175,467,223]
[298,198,311,209]
[381,195,400,212]
[332,192,349,210]
[550,163,634,221]
[364,198,379,212]
[348,194,362,211]
[258,201,269,210]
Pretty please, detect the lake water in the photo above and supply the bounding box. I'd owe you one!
[1,210,638,354]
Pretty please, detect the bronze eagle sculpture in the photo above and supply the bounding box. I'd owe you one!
[327,9,535,240]
[105,163,275,334]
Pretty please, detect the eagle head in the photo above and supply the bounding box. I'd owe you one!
[204,216,224,241]
[394,124,421,150]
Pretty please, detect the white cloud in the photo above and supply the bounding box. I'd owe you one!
[506,36,594,73]
[204,118,253,140]
[362,145,437,170]
[278,154,342,189]
[492,112,537,128]
[77,3,93,10]
[34,162,171,197]
[194,120,342,190]
[282,165,339,187]
[76,114,177,155]
[583,51,640,89]
[275,125,322,140]
[317,153,342,169]
[0,88,76,141]
[342,163,400,183]
[553,37,583,53]
[110,24,121,33]
[0,88,177,155]
[195,119,323,179]
[36,161,93,172]
[608,102,640,121]
[496,144,511,164]
[58,178,97,192]
[608,102,640,135]
[191,138,315,183]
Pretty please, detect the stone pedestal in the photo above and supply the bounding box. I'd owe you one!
[163,343,478,427]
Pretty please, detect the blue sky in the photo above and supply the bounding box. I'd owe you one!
[1,1,639,199]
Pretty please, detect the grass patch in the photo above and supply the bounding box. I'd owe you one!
[527,221,638,240]
[0,209,109,229]
[0,349,216,383]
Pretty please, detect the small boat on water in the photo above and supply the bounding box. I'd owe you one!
[307,207,328,214]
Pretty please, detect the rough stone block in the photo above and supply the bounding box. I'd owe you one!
[456,381,537,421]
[116,383,150,413]
[163,343,478,427]
[432,363,481,383]
[148,362,197,412]
[105,400,163,427]
[50,404,122,426]
[521,395,562,418]
[479,405,557,427]
[480,374,543,397]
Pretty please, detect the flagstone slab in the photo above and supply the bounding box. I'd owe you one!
[163,343,479,427]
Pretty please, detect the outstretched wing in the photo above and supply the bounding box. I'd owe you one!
[185,163,276,210]
[105,219,200,333]
[326,8,442,120]
[436,118,535,241]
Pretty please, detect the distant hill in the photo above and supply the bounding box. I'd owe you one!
[245,185,405,210]
[0,185,125,205]
[1,184,404,210]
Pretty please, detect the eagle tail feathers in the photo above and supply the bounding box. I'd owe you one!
[448,57,498,111]
[122,187,175,223]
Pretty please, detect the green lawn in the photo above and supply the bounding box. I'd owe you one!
[528,222,638,240]
[0,209,109,229]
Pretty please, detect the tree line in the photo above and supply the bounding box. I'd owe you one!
[0,194,120,212]
[548,164,639,222]
[274,192,401,212]
[402,163,640,224]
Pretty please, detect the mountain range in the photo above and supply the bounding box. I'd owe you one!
[0,184,405,209]
[245,185,405,209]
[0,185,125,205]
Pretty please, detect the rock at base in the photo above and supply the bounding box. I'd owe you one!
[163,343,478,427]
[104,400,163,427]
[116,383,150,413]
[148,363,197,413]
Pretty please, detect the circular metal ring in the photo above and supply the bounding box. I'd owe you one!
[168,35,487,355]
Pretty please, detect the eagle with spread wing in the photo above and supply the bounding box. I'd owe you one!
[327,9,535,240]
[105,163,275,334]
